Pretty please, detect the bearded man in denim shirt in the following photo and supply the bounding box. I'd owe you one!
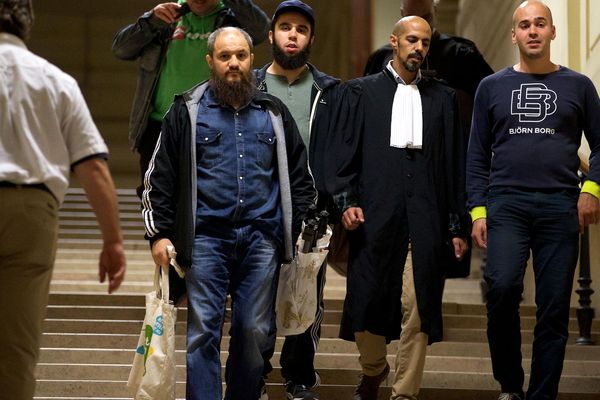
[142,27,315,400]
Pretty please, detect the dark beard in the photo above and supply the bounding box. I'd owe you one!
[209,72,257,109]
[272,40,311,70]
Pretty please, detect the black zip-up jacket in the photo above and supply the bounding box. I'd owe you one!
[255,63,341,220]
[142,82,315,270]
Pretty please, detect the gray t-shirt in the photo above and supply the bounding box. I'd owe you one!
[265,68,314,148]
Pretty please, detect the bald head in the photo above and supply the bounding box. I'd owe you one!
[393,15,432,38]
[513,0,553,27]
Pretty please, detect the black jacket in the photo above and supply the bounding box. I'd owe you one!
[142,82,315,269]
[255,63,341,220]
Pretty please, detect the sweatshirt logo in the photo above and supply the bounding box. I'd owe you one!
[173,25,187,41]
[511,83,557,123]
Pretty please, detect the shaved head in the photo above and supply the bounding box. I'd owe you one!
[393,15,432,38]
[513,0,553,27]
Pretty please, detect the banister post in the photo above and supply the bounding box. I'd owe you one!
[576,219,595,345]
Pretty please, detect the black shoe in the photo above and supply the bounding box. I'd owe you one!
[285,383,320,400]
[353,363,390,400]
[259,378,268,400]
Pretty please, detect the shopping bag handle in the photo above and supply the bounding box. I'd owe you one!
[166,245,185,278]
[153,264,170,302]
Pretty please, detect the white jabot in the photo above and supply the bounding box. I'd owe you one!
[386,61,423,149]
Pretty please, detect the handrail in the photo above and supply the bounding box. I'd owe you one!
[576,168,595,345]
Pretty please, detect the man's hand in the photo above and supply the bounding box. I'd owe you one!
[99,242,126,294]
[152,238,174,267]
[471,218,487,249]
[451,237,469,261]
[578,192,600,233]
[153,2,185,24]
[342,207,364,231]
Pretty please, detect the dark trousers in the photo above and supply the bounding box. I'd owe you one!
[136,118,162,198]
[485,188,579,400]
[280,259,327,386]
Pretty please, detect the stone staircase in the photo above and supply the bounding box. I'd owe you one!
[35,188,600,399]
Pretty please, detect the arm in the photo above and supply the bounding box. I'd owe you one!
[328,81,365,214]
[443,88,470,257]
[281,101,317,243]
[466,81,492,248]
[578,78,600,232]
[112,4,175,61]
[456,43,494,98]
[74,158,126,293]
[142,99,185,263]
[224,0,270,45]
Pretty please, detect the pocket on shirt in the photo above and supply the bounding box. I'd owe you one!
[196,128,222,168]
[256,132,277,168]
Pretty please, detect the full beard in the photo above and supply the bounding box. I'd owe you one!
[209,72,257,109]
[272,40,311,70]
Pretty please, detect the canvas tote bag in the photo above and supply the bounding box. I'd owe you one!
[276,227,331,336]
[127,263,177,399]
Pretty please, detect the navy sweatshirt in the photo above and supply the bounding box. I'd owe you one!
[467,66,600,209]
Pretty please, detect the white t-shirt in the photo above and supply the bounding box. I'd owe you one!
[0,33,108,204]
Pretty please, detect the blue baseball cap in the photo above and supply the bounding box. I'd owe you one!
[272,0,315,29]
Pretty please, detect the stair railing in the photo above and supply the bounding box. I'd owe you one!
[576,160,595,345]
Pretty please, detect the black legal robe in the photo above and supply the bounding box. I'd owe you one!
[331,69,468,343]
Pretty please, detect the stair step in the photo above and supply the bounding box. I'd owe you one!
[32,376,600,399]
[38,333,600,360]
[34,352,600,378]
[43,304,598,331]
[56,238,148,250]
[41,318,598,345]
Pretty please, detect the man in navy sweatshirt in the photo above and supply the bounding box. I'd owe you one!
[467,2,600,400]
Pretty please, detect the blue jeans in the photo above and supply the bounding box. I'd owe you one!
[485,188,579,400]
[185,226,280,400]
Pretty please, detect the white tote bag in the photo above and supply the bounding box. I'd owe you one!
[127,263,178,400]
[276,227,331,336]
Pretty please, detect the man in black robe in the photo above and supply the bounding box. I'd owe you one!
[330,15,469,400]
[363,0,493,138]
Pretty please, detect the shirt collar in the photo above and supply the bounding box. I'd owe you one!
[385,60,422,85]
[0,33,27,49]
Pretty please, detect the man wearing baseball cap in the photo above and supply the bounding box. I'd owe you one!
[255,1,340,399]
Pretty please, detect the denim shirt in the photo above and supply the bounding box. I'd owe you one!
[195,88,282,247]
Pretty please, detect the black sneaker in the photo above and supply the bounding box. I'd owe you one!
[285,383,320,400]
[498,393,524,400]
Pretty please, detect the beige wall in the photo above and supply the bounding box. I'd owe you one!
[457,0,600,306]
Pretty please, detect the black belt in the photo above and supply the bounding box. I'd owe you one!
[0,181,51,193]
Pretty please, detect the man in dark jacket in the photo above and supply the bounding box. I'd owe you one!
[254,2,340,399]
[112,0,269,195]
[142,27,315,400]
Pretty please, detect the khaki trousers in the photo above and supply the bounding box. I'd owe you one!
[0,187,59,400]
[355,261,429,400]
